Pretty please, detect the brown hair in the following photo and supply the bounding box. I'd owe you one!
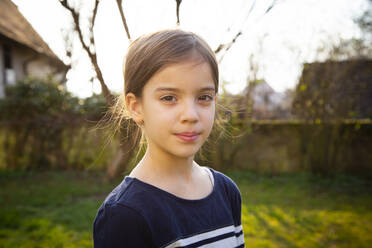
[106,29,225,164]
[124,29,219,97]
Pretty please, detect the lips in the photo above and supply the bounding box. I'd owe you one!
[174,132,200,142]
[177,132,199,136]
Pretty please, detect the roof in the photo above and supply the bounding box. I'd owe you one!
[0,0,65,66]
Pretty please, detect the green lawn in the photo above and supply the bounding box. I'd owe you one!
[0,170,371,247]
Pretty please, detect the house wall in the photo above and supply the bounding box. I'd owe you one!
[0,37,65,98]
[27,56,61,78]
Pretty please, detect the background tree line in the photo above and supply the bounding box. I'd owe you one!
[0,0,371,177]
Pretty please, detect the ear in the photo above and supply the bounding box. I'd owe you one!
[214,95,218,103]
[125,93,144,125]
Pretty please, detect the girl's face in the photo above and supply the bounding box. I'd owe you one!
[129,59,216,159]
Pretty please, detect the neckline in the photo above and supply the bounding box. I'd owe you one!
[124,167,216,203]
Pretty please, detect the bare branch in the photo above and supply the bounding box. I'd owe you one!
[175,0,182,25]
[116,0,131,41]
[217,32,242,63]
[59,0,114,106]
[214,0,256,55]
[89,0,100,51]
[215,0,280,63]
[92,0,99,27]
[264,0,278,15]
[60,1,88,52]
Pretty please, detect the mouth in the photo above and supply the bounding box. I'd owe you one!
[174,132,201,142]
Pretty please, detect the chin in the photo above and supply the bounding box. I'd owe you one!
[167,146,200,159]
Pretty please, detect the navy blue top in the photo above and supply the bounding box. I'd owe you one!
[93,167,245,248]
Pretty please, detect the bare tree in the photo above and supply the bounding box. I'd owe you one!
[59,0,136,179]
[59,0,114,106]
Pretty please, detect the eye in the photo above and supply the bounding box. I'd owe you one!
[160,95,177,102]
[198,94,214,102]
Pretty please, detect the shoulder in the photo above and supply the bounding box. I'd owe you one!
[208,167,243,226]
[209,167,241,198]
[93,202,153,247]
[94,175,166,226]
[101,176,159,212]
[94,203,146,233]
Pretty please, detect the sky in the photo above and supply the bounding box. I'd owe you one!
[12,0,367,98]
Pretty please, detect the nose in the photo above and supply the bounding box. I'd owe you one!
[180,99,199,123]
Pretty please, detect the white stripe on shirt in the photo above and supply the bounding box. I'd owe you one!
[164,224,244,248]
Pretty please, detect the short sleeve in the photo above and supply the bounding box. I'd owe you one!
[93,203,153,248]
[220,173,245,247]
[223,175,243,226]
[231,180,242,226]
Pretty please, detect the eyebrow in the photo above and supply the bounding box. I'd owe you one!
[155,87,215,92]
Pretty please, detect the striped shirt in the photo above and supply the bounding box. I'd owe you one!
[93,167,245,248]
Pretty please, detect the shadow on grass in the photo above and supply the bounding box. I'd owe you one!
[224,169,372,248]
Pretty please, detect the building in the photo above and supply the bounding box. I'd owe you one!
[242,80,293,120]
[0,0,68,98]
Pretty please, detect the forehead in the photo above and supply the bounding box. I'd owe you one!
[144,60,215,93]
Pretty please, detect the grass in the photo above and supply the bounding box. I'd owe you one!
[227,170,372,247]
[0,169,371,247]
[0,170,121,248]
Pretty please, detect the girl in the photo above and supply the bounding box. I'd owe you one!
[93,29,245,248]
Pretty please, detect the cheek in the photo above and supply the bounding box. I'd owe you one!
[201,106,215,129]
[143,103,176,130]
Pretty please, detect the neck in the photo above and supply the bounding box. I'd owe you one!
[137,143,196,182]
